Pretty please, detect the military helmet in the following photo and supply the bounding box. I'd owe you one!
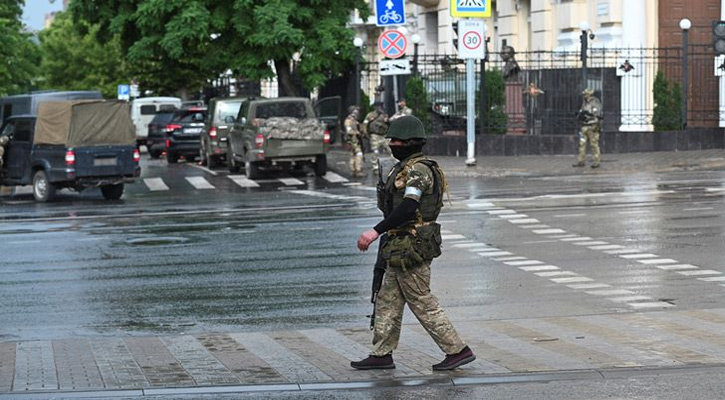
[582,88,595,96]
[347,105,360,114]
[386,115,426,140]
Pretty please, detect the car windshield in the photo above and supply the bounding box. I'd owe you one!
[215,101,243,123]
[173,109,207,123]
[150,112,175,124]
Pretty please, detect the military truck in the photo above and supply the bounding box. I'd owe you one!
[227,97,339,179]
[0,100,140,202]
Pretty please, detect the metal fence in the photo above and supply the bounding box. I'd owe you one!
[359,44,721,135]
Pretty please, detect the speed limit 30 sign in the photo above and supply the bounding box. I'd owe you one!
[457,19,486,59]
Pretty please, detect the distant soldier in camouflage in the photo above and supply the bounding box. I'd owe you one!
[389,98,412,122]
[573,88,602,169]
[0,135,9,169]
[362,102,390,173]
[352,115,476,371]
[344,106,364,177]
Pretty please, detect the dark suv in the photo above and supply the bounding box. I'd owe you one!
[164,107,207,164]
[146,111,176,159]
[200,97,246,168]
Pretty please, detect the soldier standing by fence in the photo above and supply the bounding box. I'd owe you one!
[573,88,602,169]
[344,106,365,177]
[362,102,390,174]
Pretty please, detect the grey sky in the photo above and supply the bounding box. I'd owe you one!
[22,0,64,31]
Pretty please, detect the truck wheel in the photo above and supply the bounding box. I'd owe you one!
[101,183,124,200]
[166,151,178,164]
[245,160,261,180]
[149,149,162,159]
[315,154,327,177]
[32,170,56,202]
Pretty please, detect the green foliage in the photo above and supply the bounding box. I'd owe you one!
[70,0,370,97]
[0,1,41,96]
[652,70,682,131]
[478,68,508,134]
[360,91,371,118]
[404,76,430,131]
[39,12,128,98]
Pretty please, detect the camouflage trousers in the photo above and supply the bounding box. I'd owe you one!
[368,134,390,171]
[348,136,364,174]
[371,262,466,356]
[577,123,601,164]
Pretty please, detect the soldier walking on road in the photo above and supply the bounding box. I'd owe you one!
[389,98,412,122]
[362,102,390,174]
[0,135,9,169]
[573,88,603,169]
[344,106,365,177]
[352,115,476,371]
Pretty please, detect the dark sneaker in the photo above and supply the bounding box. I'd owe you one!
[351,354,395,370]
[572,162,585,167]
[432,346,476,371]
[590,164,600,169]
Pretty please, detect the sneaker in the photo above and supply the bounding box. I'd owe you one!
[432,346,476,371]
[590,164,600,169]
[572,162,585,167]
[351,354,395,370]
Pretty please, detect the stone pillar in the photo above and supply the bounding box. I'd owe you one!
[720,0,725,127]
[505,82,526,134]
[619,0,653,131]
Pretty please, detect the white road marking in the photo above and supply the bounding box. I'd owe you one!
[551,276,594,283]
[322,172,349,183]
[620,253,660,259]
[509,219,541,224]
[144,178,169,191]
[487,209,516,215]
[554,214,587,218]
[228,175,260,188]
[278,177,305,186]
[504,260,545,266]
[698,276,725,282]
[637,258,679,265]
[499,214,529,219]
[604,249,642,254]
[574,241,609,246]
[683,207,714,211]
[185,177,215,189]
[560,237,592,242]
[585,289,635,296]
[549,234,579,239]
[589,245,624,250]
[452,243,489,248]
[628,302,674,309]
[532,229,566,234]
[609,295,652,303]
[567,283,611,290]
[519,265,559,272]
[656,264,700,270]
[521,224,550,229]
[288,190,369,202]
[467,201,496,209]
[618,210,651,215]
[493,256,526,261]
[478,251,513,257]
[442,234,467,240]
[535,271,577,277]
[677,270,722,276]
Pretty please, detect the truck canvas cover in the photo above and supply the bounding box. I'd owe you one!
[34,100,136,146]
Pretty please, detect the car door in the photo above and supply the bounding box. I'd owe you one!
[3,119,34,181]
[314,96,341,143]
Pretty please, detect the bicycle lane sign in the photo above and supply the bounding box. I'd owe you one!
[378,30,407,59]
[375,0,405,27]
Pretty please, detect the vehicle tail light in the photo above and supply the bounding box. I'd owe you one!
[165,124,182,133]
[209,127,217,139]
[133,149,140,163]
[65,149,76,166]
[255,134,264,148]
[323,129,331,144]
[165,139,171,148]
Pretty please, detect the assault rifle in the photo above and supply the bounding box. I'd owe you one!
[368,157,396,330]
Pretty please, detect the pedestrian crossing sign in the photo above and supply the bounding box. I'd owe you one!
[450,0,491,18]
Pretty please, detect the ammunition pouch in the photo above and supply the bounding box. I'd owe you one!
[380,223,442,270]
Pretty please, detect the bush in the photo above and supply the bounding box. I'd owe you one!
[404,76,430,131]
[477,68,508,134]
[652,70,682,131]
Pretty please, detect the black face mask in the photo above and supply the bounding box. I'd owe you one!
[390,145,420,161]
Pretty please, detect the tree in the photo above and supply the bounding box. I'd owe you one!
[39,12,128,98]
[652,70,682,131]
[69,0,370,97]
[0,1,41,96]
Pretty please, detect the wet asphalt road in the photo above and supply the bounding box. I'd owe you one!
[1,155,725,342]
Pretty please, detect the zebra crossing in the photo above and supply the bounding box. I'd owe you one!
[142,171,350,191]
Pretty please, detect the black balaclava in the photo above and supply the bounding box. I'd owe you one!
[390,142,423,161]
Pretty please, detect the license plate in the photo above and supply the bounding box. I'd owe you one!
[184,127,202,134]
[94,157,117,166]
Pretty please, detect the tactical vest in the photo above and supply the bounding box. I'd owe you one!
[381,154,445,225]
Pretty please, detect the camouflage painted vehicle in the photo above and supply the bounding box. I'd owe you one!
[227,97,339,179]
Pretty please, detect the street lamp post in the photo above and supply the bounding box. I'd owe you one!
[680,18,691,129]
[579,21,590,92]
[353,37,364,109]
[411,33,421,76]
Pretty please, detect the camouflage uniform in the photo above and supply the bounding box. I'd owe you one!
[362,108,390,172]
[344,109,364,176]
[0,135,8,168]
[575,90,602,167]
[370,153,467,357]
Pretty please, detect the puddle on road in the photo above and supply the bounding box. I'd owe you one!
[125,236,190,246]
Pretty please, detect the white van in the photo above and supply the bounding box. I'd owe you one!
[131,97,182,148]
